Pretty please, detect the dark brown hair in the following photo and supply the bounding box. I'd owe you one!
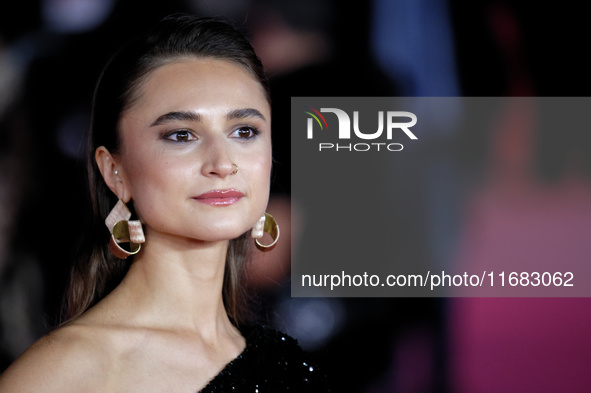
[63,14,270,325]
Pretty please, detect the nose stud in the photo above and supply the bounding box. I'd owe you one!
[230,163,238,175]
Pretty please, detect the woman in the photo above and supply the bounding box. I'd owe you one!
[0,14,328,392]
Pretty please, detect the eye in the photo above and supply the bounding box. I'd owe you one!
[164,129,196,142]
[231,126,260,139]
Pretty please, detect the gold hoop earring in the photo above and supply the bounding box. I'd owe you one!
[251,213,280,251]
[231,163,238,175]
[105,200,145,259]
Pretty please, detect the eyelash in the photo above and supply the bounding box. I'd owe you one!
[163,129,195,143]
[231,126,260,140]
[163,126,261,143]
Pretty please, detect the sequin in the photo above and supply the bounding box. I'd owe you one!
[199,324,330,392]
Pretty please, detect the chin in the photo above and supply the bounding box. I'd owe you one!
[194,225,250,243]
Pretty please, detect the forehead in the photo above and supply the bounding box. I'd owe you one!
[126,58,270,120]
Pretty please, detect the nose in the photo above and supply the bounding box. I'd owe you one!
[200,137,235,178]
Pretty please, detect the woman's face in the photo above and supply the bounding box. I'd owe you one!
[114,58,272,243]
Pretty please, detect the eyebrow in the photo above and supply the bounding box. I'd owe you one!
[150,111,200,127]
[226,108,266,121]
[150,108,265,127]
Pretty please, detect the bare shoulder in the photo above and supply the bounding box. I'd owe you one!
[0,323,110,392]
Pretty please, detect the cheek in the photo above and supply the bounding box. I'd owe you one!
[248,144,272,181]
[249,152,272,208]
[122,151,194,217]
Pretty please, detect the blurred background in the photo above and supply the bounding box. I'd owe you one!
[2,0,591,392]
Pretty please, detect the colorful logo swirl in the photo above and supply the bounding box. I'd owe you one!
[303,106,329,130]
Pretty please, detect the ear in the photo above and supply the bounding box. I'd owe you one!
[95,146,132,203]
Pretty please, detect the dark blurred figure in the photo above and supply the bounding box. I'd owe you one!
[448,2,591,392]
[0,0,46,371]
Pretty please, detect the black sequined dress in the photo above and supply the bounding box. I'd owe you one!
[199,324,330,392]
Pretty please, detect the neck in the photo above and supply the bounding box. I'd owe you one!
[102,231,236,337]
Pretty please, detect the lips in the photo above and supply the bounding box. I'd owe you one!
[193,189,244,206]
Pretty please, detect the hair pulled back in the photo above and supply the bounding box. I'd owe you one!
[64,14,270,325]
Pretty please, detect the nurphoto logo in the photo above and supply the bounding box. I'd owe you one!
[304,106,418,152]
